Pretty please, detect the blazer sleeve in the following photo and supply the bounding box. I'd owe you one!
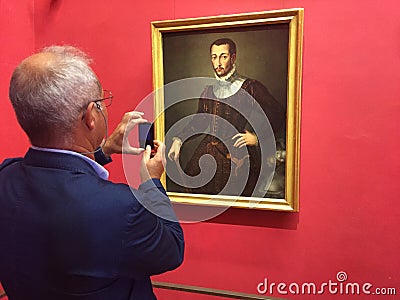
[118,179,184,277]
[94,147,113,166]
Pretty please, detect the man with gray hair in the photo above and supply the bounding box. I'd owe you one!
[0,46,184,299]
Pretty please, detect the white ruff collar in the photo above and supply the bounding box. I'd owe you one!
[213,65,246,99]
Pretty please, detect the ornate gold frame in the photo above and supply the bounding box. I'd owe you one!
[151,8,303,212]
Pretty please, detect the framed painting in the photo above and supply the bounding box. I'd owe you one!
[151,8,303,211]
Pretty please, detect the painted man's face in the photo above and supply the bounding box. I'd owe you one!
[211,44,236,77]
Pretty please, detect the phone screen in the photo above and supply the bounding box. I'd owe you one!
[138,122,154,149]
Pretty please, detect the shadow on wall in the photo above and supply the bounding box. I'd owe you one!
[208,207,299,230]
[172,203,299,229]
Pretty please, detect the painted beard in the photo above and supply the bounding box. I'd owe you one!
[214,65,232,77]
[214,64,237,82]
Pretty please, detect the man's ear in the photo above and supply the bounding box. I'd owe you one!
[231,53,236,64]
[83,102,96,130]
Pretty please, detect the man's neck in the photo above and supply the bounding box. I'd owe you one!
[31,141,97,160]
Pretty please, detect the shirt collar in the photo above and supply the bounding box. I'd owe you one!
[30,146,109,180]
[212,65,246,99]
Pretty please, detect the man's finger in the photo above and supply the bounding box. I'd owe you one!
[234,139,246,148]
[167,150,173,161]
[153,141,165,157]
[152,141,166,165]
[168,150,177,162]
[143,145,151,161]
[168,151,174,161]
[153,140,162,147]
[233,138,243,147]
[122,111,145,124]
[127,111,144,118]
[124,147,145,155]
[126,117,148,132]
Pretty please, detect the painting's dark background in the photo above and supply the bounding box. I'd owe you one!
[162,24,289,194]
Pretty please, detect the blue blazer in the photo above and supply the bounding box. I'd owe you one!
[0,149,184,299]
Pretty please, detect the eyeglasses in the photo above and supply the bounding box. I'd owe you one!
[93,89,113,107]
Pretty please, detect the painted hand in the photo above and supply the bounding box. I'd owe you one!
[232,130,258,148]
[168,138,182,161]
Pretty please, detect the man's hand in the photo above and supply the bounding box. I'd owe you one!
[232,130,258,148]
[167,138,182,161]
[140,140,166,183]
[102,111,147,157]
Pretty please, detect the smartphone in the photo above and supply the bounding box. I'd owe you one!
[138,122,154,149]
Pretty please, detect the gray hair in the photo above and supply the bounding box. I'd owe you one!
[9,45,101,145]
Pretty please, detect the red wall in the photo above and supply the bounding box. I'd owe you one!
[0,0,34,158]
[1,0,400,299]
[0,0,34,296]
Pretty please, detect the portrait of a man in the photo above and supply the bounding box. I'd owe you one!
[162,25,289,199]
[151,9,304,211]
